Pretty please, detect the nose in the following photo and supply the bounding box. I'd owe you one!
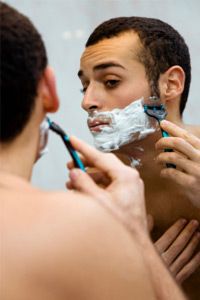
[81,84,103,113]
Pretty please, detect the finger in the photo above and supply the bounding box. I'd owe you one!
[155,219,188,253]
[157,152,200,176]
[65,180,73,190]
[68,165,111,187]
[67,160,110,186]
[69,168,104,197]
[160,167,196,188]
[163,220,199,265]
[70,136,138,181]
[175,252,200,285]
[170,231,200,276]
[67,155,87,170]
[160,120,200,150]
[156,137,200,162]
[87,169,111,187]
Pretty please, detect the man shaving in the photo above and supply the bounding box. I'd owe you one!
[1,3,189,299]
[78,17,200,299]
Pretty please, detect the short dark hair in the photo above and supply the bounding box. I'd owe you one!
[0,2,47,142]
[86,17,191,115]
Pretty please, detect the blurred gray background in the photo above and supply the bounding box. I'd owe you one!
[6,0,200,190]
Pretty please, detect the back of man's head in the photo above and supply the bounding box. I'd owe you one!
[86,17,191,115]
[0,1,47,143]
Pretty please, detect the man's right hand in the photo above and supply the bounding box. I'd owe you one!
[156,120,200,208]
[66,136,147,236]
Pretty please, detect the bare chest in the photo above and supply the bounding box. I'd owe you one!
[145,184,200,238]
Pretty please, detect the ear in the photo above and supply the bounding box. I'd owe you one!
[159,66,185,103]
[38,66,60,113]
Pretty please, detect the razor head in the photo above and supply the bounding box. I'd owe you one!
[143,96,161,106]
[47,117,67,137]
[144,104,167,122]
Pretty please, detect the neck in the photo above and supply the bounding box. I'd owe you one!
[115,130,161,169]
[0,123,40,181]
[114,129,177,195]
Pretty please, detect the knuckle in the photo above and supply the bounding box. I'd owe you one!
[161,168,174,178]
[158,152,178,164]
[182,131,191,142]
[173,137,183,148]
[168,152,178,163]
[158,138,166,147]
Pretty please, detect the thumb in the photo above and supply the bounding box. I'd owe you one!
[69,168,102,197]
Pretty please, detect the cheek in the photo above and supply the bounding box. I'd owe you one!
[113,83,150,109]
[127,79,151,97]
[103,76,151,110]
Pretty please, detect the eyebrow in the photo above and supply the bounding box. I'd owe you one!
[77,62,125,78]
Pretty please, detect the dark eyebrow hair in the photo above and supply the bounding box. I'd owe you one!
[77,62,125,78]
[94,62,125,71]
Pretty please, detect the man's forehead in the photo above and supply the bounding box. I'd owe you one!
[80,31,141,73]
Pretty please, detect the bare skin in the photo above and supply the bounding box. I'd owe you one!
[1,61,185,299]
[1,5,188,298]
[1,172,156,300]
[79,31,200,299]
[66,136,186,300]
[1,136,187,300]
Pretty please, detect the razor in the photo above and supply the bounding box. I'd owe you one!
[47,117,85,172]
[143,97,176,168]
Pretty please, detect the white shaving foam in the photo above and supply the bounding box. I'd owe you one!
[88,98,157,152]
[130,157,141,168]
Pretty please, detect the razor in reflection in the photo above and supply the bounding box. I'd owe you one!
[143,97,176,169]
[47,117,85,172]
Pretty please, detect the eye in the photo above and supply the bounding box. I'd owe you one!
[105,79,120,88]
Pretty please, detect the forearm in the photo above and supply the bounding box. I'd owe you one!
[133,225,187,300]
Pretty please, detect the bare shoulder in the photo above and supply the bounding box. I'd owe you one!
[40,190,155,299]
[3,188,154,299]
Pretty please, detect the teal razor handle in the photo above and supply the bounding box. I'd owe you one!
[144,104,176,169]
[161,129,176,169]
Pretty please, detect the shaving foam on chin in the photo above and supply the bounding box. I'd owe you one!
[88,98,157,152]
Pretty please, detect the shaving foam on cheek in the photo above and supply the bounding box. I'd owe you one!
[88,98,157,152]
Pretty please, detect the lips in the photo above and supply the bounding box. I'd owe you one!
[87,118,111,132]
